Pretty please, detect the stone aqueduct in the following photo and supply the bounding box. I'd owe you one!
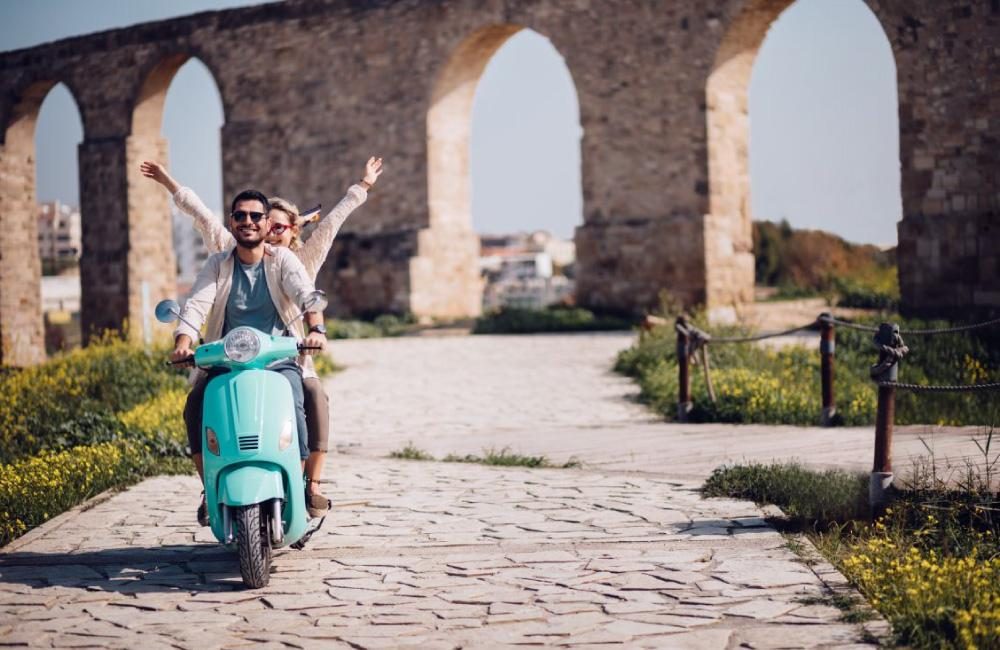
[1,0,997,365]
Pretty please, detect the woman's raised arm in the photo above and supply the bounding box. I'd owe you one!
[297,157,383,278]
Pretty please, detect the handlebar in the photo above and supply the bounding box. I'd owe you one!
[165,359,195,368]
[164,342,324,367]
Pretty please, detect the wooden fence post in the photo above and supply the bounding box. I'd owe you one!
[819,313,836,426]
[676,315,692,422]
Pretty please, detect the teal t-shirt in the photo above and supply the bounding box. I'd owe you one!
[223,258,286,336]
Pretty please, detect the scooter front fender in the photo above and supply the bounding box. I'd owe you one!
[218,465,284,506]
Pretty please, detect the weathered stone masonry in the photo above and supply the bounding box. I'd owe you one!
[0,0,997,364]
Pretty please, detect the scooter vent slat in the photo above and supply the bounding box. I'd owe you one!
[238,435,259,451]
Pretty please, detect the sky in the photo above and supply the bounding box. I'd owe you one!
[1,0,900,245]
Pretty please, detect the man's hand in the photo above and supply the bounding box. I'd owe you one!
[301,331,327,356]
[171,335,195,366]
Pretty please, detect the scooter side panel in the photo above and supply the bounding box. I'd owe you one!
[202,368,307,546]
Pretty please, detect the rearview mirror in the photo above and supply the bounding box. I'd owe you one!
[155,299,180,324]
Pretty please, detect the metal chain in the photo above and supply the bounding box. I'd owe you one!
[821,314,1000,336]
[877,381,1000,392]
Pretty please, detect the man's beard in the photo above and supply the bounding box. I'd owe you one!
[233,227,266,249]
[236,235,265,249]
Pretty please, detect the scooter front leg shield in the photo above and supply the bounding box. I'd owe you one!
[201,368,307,546]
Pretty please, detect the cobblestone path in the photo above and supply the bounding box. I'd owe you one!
[10,332,974,648]
[1,460,885,648]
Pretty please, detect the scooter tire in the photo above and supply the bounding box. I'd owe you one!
[235,504,271,588]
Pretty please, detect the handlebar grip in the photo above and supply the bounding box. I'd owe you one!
[298,345,324,351]
[165,359,195,367]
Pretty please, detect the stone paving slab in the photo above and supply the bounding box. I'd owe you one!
[1,459,886,648]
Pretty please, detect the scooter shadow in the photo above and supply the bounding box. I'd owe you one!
[0,544,253,593]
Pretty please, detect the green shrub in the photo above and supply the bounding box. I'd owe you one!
[473,306,632,334]
[0,440,191,547]
[312,353,339,377]
[618,314,1000,426]
[834,276,899,311]
[703,463,868,527]
[0,338,186,462]
[117,388,188,457]
[326,313,414,339]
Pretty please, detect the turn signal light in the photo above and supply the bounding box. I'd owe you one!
[205,427,221,455]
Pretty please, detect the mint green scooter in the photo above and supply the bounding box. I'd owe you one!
[155,292,326,589]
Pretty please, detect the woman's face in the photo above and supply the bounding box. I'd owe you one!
[266,208,296,247]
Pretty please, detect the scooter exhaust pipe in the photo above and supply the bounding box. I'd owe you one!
[270,499,284,545]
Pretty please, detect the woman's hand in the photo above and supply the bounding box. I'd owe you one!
[140,161,181,194]
[362,157,383,187]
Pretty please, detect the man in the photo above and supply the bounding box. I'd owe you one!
[171,189,326,524]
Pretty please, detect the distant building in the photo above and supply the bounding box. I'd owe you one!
[479,230,575,310]
[37,201,81,274]
[172,208,212,295]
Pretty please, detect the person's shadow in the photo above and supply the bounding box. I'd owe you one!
[0,545,250,593]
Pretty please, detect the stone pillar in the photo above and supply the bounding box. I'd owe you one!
[78,138,131,340]
[409,225,482,320]
[0,135,46,366]
[316,229,421,318]
[575,215,707,316]
[125,134,177,343]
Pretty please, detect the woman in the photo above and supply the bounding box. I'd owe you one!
[141,157,383,517]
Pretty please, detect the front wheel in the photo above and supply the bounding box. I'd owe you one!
[235,504,271,588]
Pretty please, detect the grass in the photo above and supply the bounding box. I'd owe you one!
[388,442,435,461]
[443,447,582,469]
[387,444,581,469]
[797,593,877,624]
[704,430,1000,648]
[703,462,868,528]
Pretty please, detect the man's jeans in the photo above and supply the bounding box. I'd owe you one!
[183,360,309,460]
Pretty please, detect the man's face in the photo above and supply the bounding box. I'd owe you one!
[230,199,269,249]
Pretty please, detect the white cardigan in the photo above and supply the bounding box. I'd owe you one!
[173,185,367,379]
[175,246,315,347]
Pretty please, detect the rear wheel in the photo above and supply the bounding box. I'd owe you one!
[235,504,271,588]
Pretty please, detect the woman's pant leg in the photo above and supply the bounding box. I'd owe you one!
[272,362,308,460]
[303,377,330,453]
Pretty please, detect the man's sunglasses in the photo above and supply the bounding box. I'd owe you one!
[231,211,266,223]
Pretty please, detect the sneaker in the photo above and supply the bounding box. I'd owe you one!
[305,488,331,519]
[196,493,209,527]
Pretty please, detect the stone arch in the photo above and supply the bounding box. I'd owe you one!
[0,79,85,365]
[124,53,226,342]
[422,24,582,317]
[705,0,898,318]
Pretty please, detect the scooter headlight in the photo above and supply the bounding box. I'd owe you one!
[223,327,261,363]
